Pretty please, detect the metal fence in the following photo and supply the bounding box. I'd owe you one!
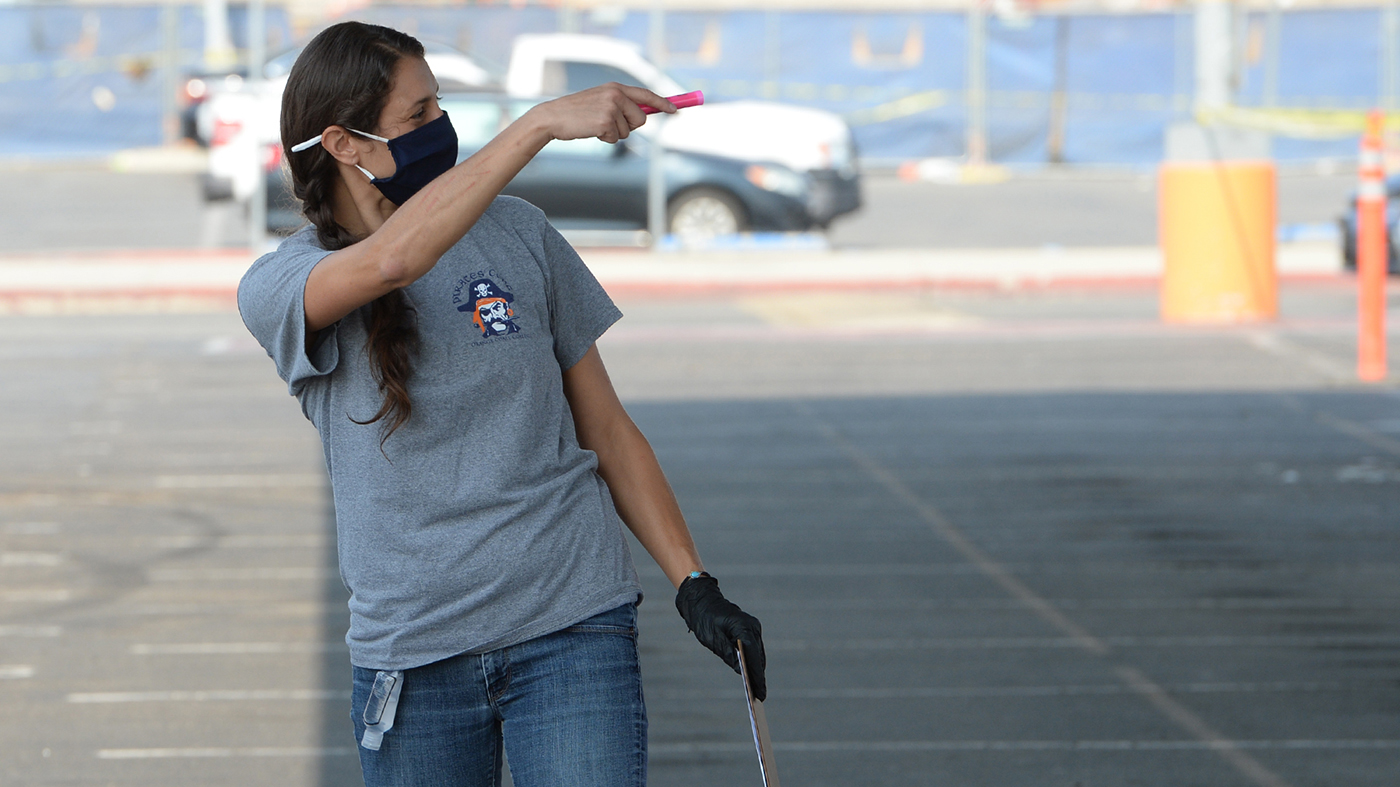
[0,2,1392,164]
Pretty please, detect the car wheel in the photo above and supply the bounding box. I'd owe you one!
[668,188,745,242]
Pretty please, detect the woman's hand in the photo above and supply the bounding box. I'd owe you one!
[675,574,767,702]
[525,83,676,145]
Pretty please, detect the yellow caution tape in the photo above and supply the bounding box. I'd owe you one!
[1202,106,1391,139]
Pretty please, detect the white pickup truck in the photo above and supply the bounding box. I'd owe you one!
[203,33,861,233]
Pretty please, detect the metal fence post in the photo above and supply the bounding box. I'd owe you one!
[247,0,266,254]
[647,115,668,249]
[648,3,666,69]
[1194,0,1232,116]
[965,0,987,165]
[648,3,667,249]
[1047,15,1069,164]
[764,10,781,100]
[1263,1,1281,108]
[1173,9,1192,116]
[161,0,179,145]
[1382,1,1399,111]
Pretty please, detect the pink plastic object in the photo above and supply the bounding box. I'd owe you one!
[640,90,704,115]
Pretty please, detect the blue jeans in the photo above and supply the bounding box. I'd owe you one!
[351,603,647,787]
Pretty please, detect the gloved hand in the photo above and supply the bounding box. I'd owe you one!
[675,573,766,702]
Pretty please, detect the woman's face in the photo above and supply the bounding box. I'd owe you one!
[357,55,442,179]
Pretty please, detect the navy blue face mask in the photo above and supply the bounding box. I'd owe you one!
[292,111,459,206]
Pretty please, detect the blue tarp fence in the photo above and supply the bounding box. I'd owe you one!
[0,3,1385,163]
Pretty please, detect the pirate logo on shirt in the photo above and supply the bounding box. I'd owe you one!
[456,278,521,338]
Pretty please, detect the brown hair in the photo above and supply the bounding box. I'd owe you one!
[281,22,425,446]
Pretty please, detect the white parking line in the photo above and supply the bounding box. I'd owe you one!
[0,665,35,679]
[130,642,346,655]
[802,403,1297,787]
[764,634,1400,650]
[1277,394,1400,459]
[98,740,1400,759]
[151,534,327,549]
[0,625,61,637]
[677,561,1400,576]
[0,552,63,566]
[655,739,1400,755]
[147,567,331,582]
[1243,330,1352,381]
[105,602,321,617]
[2,522,60,534]
[154,474,324,489]
[97,747,354,759]
[69,689,349,703]
[745,597,1400,611]
[0,589,70,602]
[653,681,1357,701]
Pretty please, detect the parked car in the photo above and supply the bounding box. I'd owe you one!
[1339,175,1400,273]
[263,91,860,239]
[504,34,861,206]
[213,32,860,232]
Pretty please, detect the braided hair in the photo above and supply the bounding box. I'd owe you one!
[281,22,424,446]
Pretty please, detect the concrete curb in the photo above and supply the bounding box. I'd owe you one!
[580,242,1344,294]
[0,243,1348,314]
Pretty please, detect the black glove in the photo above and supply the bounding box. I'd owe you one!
[675,574,766,702]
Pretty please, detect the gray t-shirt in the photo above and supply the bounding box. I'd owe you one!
[238,196,641,671]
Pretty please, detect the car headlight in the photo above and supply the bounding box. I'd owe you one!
[746,165,807,198]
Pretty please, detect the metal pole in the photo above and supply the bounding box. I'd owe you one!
[763,11,780,100]
[160,0,179,145]
[1046,15,1069,165]
[647,116,668,249]
[1383,1,1399,111]
[648,3,666,69]
[203,0,235,70]
[647,1,667,248]
[1263,1,1280,108]
[247,0,267,253]
[559,1,579,35]
[1173,9,1191,116]
[1194,0,1233,118]
[965,0,986,165]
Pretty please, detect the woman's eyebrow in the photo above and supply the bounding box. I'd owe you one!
[398,94,435,119]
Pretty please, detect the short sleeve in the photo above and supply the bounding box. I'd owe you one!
[538,218,623,371]
[237,238,339,397]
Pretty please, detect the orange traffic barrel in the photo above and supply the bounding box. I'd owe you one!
[1159,160,1277,322]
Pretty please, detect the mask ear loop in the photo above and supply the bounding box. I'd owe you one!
[289,128,391,182]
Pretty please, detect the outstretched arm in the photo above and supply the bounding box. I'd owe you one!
[303,84,675,332]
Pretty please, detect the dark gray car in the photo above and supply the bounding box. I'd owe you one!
[268,92,861,238]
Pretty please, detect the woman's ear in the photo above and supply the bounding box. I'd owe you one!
[320,126,361,166]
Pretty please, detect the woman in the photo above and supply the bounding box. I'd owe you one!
[237,21,765,787]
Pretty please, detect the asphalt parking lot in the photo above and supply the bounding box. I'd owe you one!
[1,279,1397,787]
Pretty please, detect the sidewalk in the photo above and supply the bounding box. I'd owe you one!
[0,243,1345,314]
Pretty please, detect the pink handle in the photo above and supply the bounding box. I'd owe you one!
[640,90,704,115]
